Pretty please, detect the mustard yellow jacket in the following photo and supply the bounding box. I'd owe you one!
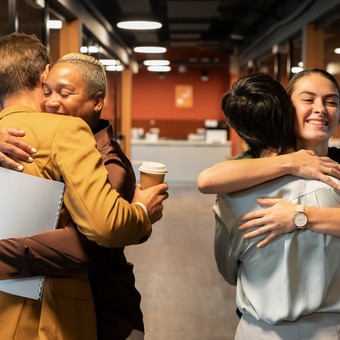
[0,106,152,340]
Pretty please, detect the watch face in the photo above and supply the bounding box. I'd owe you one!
[294,213,307,227]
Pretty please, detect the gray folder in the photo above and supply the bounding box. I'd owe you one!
[0,167,64,299]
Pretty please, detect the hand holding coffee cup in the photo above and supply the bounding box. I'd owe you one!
[139,161,167,189]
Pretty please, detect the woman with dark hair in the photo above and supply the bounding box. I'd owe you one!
[210,73,340,338]
[198,68,340,247]
[221,73,296,157]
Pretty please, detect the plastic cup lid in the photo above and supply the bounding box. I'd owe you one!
[139,161,167,174]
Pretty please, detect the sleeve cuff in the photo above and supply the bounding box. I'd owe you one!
[132,202,148,215]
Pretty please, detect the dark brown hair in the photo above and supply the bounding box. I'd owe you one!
[222,73,296,157]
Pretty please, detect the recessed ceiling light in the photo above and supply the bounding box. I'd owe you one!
[106,65,124,72]
[147,65,171,72]
[88,46,99,53]
[134,46,167,54]
[143,60,170,66]
[99,59,118,66]
[291,66,303,74]
[47,20,62,29]
[80,46,99,54]
[117,21,162,30]
[334,48,340,54]
[230,33,244,40]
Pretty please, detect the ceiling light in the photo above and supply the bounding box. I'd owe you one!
[291,66,303,74]
[80,46,99,54]
[117,21,162,30]
[230,33,244,40]
[147,66,171,72]
[106,65,124,72]
[88,46,99,53]
[334,48,340,54]
[99,59,118,66]
[143,60,170,66]
[134,46,167,54]
[47,20,62,29]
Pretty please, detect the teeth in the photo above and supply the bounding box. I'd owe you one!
[307,119,327,126]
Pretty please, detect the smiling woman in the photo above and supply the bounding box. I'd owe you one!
[40,53,106,131]
[287,69,340,154]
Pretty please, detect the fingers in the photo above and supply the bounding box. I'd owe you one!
[148,202,165,224]
[241,198,281,222]
[153,182,169,192]
[242,225,282,247]
[242,226,267,238]
[256,233,280,248]
[138,182,169,193]
[0,153,24,171]
[239,216,264,230]
[162,191,169,200]
[0,132,36,163]
[303,149,315,156]
[319,156,338,163]
[12,140,36,155]
[325,166,335,176]
[149,182,169,202]
[256,197,281,206]
[5,128,26,137]
[321,163,340,189]
[1,145,34,163]
[328,167,338,176]
[319,174,340,190]
[0,127,33,152]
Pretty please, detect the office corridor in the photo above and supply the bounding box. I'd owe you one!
[125,186,239,340]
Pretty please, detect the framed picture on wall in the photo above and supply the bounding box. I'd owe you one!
[175,85,193,108]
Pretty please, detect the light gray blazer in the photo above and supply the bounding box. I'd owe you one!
[214,175,340,325]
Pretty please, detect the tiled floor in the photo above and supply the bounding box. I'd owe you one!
[125,185,239,340]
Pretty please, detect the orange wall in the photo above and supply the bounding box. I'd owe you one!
[130,66,232,141]
[132,66,230,121]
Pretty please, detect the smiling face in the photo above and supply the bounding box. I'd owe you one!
[40,62,103,131]
[290,73,340,155]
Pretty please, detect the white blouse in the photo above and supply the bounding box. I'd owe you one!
[214,175,340,325]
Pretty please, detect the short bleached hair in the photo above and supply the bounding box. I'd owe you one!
[55,53,107,98]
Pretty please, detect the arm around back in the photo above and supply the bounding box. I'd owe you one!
[0,224,102,279]
[52,118,152,248]
[0,111,152,249]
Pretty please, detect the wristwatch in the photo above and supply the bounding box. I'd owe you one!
[293,204,308,229]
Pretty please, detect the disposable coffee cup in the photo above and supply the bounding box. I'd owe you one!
[139,161,167,189]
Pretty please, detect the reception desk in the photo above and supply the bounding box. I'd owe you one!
[131,139,232,185]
